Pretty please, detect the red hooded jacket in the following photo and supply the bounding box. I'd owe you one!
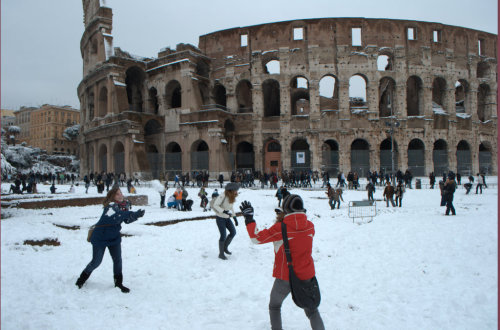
[245,212,315,281]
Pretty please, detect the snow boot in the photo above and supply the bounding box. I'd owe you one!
[75,271,91,289]
[218,241,227,260]
[114,274,130,293]
[223,236,233,255]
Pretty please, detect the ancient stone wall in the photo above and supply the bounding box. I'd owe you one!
[78,5,497,178]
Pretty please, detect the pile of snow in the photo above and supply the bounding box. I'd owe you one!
[432,101,447,115]
[0,134,79,175]
[0,178,497,329]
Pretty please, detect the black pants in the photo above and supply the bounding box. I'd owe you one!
[476,184,483,194]
[395,196,402,207]
[445,199,456,215]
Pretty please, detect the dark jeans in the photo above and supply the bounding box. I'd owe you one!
[396,196,402,207]
[269,278,325,330]
[476,183,483,194]
[386,197,396,207]
[84,244,122,275]
[368,192,374,201]
[216,216,236,242]
[445,199,456,215]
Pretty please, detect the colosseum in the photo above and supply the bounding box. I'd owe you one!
[78,0,497,180]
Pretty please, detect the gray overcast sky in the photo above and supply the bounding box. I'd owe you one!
[1,0,497,110]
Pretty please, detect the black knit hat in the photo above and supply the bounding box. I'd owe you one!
[282,194,305,214]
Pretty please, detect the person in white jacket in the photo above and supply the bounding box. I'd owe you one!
[212,182,239,260]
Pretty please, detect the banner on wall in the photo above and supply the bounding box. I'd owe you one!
[296,152,305,164]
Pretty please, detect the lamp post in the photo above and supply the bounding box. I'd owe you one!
[386,95,399,182]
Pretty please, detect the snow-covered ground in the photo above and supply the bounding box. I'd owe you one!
[1,178,497,330]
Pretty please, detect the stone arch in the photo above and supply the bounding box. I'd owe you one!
[98,143,108,173]
[433,139,448,175]
[319,75,339,111]
[165,80,182,109]
[88,91,95,120]
[408,139,425,176]
[263,58,280,74]
[97,87,107,118]
[213,83,227,108]
[146,144,160,179]
[125,66,146,112]
[263,79,280,117]
[264,139,282,174]
[113,141,125,175]
[380,138,399,173]
[350,139,370,176]
[377,51,394,71]
[191,140,209,171]
[432,77,448,112]
[349,74,367,107]
[165,142,182,176]
[236,80,253,113]
[379,77,396,117]
[479,141,493,174]
[198,81,210,105]
[291,138,311,171]
[196,60,210,78]
[406,76,423,116]
[236,141,254,170]
[454,79,469,114]
[322,139,339,175]
[148,87,159,114]
[477,83,492,122]
[224,119,235,134]
[144,119,163,136]
[290,76,310,115]
[456,140,472,175]
[477,61,490,78]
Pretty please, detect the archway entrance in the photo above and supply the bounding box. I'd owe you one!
[264,140,281,174]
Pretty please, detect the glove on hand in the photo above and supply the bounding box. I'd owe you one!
[239,201,254,224]
[136,209,145,218]
[223,210,232,217]
[233,217,239,226]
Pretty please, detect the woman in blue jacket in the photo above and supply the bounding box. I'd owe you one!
[75,186,145,292]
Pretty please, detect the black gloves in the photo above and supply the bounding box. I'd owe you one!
[239,201,254,224]
[233,217,238,226]
[136,209,145,218]
[223,210,232,217]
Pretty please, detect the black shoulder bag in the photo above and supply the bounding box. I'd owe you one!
[281,222,321,310]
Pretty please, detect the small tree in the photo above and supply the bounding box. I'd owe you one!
[7,126,20,146]
[63,124,80,141]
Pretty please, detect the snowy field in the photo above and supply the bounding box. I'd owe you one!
[1,178,497,330]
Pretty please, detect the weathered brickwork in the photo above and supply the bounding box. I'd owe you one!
[79,0,497,179]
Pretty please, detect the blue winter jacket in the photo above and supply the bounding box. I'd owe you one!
[90,201,140,247]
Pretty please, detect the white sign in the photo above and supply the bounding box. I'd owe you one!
[296,152,305,164]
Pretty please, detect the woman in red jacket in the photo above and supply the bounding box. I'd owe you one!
[240,194,325,330]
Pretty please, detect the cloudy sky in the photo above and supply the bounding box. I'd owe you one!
[1,0,497,110]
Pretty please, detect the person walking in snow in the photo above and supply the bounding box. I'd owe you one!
[475,173,483,194]
[395,180,405,207]
[198,187,209,211]
[240,194,325,330]
[159,181,168,208]
[212,182,240,260]
[383,181,396,207]
[443,175,457,215]
[75,187,145,293]
[366,180,376,201]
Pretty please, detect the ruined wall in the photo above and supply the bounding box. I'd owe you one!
[79,9,497,178]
